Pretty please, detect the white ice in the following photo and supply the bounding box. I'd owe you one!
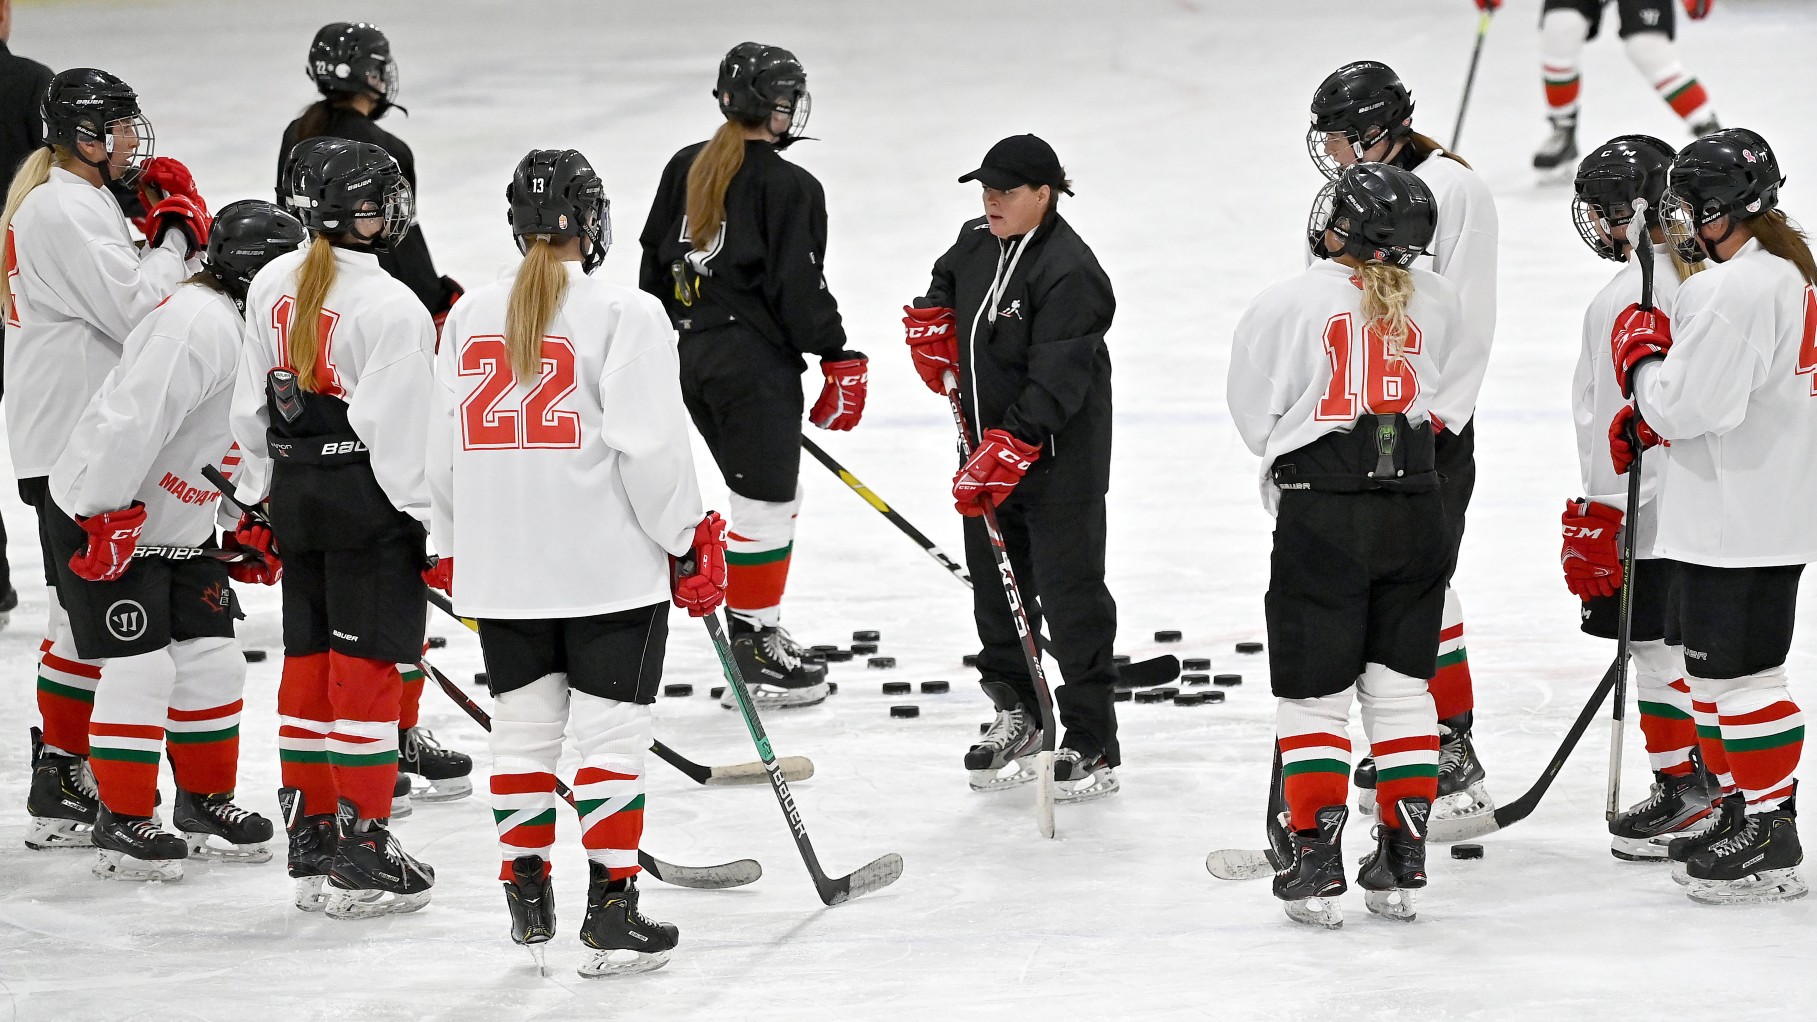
[2,1,1815,1019]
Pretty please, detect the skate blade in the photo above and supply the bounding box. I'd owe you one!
[522,942,550,978]
[324,887,432,920]
[1685,868,1809,906]
[184,832,273,864]
[1054,767,1119,805]
[577,948,672,977]
[1284,896,1343,929]
[967,759,1037,792]
[390,796,415,821]
[294,876,329,912]
[1363,887,1418,922]
[721,683,828,710]
[1354,797,1377,818]
[24,817,95,850]
[92,849,184,882]
[407,776,473,803]
[1431,783,1495,823]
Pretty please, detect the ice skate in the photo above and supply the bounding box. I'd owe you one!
[399,726,473,802]
[1274,805,1347,929]
[0,585,17,631]
[391,772,414,820]
[503,854,556,976]
[1684,791,1806,905]
[280,787,338,912]
[1351,756,1377,816]
[1533,114,1578,173]
[91,806,187,882]
[578,864,677,977]
[1690,114,1721,138]
[1432,720,1495,824]
[1357,797,1429,922]
[965,705,1042,791]
[1670,791,1744,886]
[26,727,99,850]
[721,620,829,710]
[1052,747,1118,804]
[1609,770,1716,862]
[325,798,434,919]
[173,789,274,863]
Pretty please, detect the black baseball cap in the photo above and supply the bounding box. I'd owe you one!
[958,134,1073,195]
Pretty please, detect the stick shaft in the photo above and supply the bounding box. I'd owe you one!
[1451,12,1492,151]
[801,435,971,587]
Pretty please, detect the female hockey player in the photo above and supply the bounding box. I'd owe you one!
[1307,61,1499,826]
[232,138,437,919]
[430,148,725,976]
[904,133,1121,802]
[46,200,302,882]
[1611,128,1813,904]
[278,22,473,799]
[1562,134,1723,861]
[1227,162,1469,928]
[1,67,209,851]
[638,41,866,710]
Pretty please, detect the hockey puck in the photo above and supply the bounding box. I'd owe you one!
[824,649,854,663]
[962,654,979,667]
[868,656,897,669]
[852,642,879,656]
[1182,673,1210,686]
[1173,692,1205,706]
[242,648,267,663]
[663,683,693,698]
[426,636,448,649]
[1203,690,1227,703]
[810,644,841,655]
[853,629,881,642]
[1214,673,1243,687]
[920,680,950,694]
[1451,843,1485,860]
[890,705,919,719]
[1134,689,1169,704]
[1182,657,1211,671]
[1236,641,1264,654]
[1154,629,1183,643]
[882,681,911,695]
[1113,654,1131,667]
[473,671,489,687]
[1113,690,1132,702]
[711,686,725,700]
[979,721,992,734]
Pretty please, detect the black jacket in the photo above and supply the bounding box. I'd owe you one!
[638,140,848,369]
[921,211,1114,501]
[278,106,457,315]
[0,41,51,194]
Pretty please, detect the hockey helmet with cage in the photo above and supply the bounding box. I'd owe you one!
[1307,162,1437,269]
[290,139,415,250]
[204,200,308,308]
[1307,61,1415,181]
[1572,134,1676,262]
[715,42,810,139]
[1663,128,1785,263]
[41,68,155,185]
[308,22,401,117]
[507,149,611,274]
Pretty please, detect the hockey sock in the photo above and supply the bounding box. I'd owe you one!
[1687,674,1737,794]
[572,692,652,881]
[1624,32,1714,124]
[1708,666,1803,812]
[726,489,801,629]
[398,664,425,731]
[1276,692,1354,832]
[491,674,567,881]
[1359,663,1440,827]
[325,652,403,820]
[88,652,173,818]
[165,637,247,796]
[278,653,337,816]
[38,596,101,755]
[1428,588,1474,722]
[1632,641,1696,776]
[1539,7,1589,118]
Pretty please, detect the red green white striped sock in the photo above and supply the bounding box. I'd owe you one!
[278,653,337,816]
[1716,679,1803,811]
[575,760,645,880]
[166,700,242,796]
[39,644,101,756]
[492,760,558,881]
[1372,735,1440,827]
[1543,63,1581,115]
[1278,730,1351,833]
[88,720,164,817]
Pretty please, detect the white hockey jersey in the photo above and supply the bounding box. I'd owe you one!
[1228,260,1468,513]
[232,245,436,524]
[1409,150,1498,426]
[6,166,192,479]
[1632,238,1817,567]
[50,284,243,545]
[428,262,705,619]
[1571,247,1681,558]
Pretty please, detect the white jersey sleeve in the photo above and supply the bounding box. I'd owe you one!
[596,292,704,558]
[1411,152,1498,425]
[345,295,436,526]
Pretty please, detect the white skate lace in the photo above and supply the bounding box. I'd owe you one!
[759,629,803,671]
[205,798,255,827]
[402,727,453,763]
[1438,729,1468,775]
[1625,781,1667,816]
[774,627,808,658]
[979,710,1029,751]
[74,759,99,800]
[1702,815,1761,859]
[124,818,168,843]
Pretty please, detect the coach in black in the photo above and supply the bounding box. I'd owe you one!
[905,134,1121,801]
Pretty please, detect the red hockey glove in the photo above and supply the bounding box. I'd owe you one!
[135,157,205,216]
[953,429,1040,516]
[69,502,148,583]
[1608,404,1666,476]
[224,513,282,586]
[810,352,868,431]
[144,195,212,257]
[903,305,959,396]
[432,277,464,347]
[1560,499,1625,600]
[671,511,728,617]
[1610,303,1671,398]
[1473,0,1501,10]
[1682,0,1711,19]
[421,556,452,595]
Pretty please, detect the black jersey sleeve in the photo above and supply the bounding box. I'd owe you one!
[762,170,847,358]
[999,264,1115,443]
[638,152,685,304]
[921,229,963,309]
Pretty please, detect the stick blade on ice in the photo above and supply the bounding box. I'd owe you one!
[820,852,905,906]
[639,852,763,890]
[1205,848,1274,881]
[705,756,814,785]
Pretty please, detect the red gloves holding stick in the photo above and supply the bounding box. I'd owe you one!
[1559,499,1624,599]
[903,305,959,395]
[953,429,1040,516]
[1610,303,1672,398]
[226,513,283,586]
[69,502,148,582]
[672,511,728,617]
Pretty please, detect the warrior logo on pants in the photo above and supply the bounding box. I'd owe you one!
[106,600,149,642]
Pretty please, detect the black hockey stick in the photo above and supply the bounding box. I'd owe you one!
[704,609,904,904]
[133,545,255,562]
[1206,740,1295,881]
[418,656,762,890]
[1451,11,1492,151]
[1607,200,1654,819]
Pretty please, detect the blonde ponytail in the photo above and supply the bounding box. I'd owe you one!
[289,236,338,392]
[505,238,569,384]
[1356,262,1416,358]
[1747,209,1817,289]
[684,120,748,252]
[0,148,62,319]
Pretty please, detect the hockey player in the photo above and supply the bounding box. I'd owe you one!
[1,68,209,850]
[905,134,1121,801]
[1307,61,1500,824]
[1611,128,1812,903]
[1228,162,1468,928]
[638,41,866,710]
[430,149,722,976]
[1563,134,1720,861]
[232,139,437,918]
[47,200,301,881]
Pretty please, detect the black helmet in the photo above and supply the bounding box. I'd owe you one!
[1308,162,1437,268]
[1572,134,1676,262]
[507,149,610,274]
[1307,61,1416,181]
[308,22,400,116]
[204,200,307,308]
[1663,128,1785,263]
[278,136,346,215]
[41,68,154,184]
[290,139,415,249]
[715,42,810,139]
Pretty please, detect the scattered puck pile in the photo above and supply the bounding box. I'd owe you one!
[1111,632,1263,708]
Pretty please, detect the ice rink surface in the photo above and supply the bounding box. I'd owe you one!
[2,0,1816,1018]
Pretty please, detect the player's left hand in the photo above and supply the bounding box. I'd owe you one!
[136,156,205,214]
[1608,404,1666,475]
[671,512,727,617]
[953,428,1040,516]
[1682,0,1712,20]
[1611,303,1672,397]
[69,502,148,583]
[224,513,282,586]
[1560,499,1624,600]
[432,277,464,344]
[811,352,868,431]
[421,556,453,595]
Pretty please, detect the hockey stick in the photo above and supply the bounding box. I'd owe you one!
[1607,200,1654,820]
[1206,740,1294,881]
[704,609,905,904]
[1451,11,1493,151]
[417,656,762,890]
[943,373,1057,839]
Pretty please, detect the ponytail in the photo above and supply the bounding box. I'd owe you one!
[288,236,338,392]
[1355,262,1416,359]
[684,120,748,252]
[505,237,569,385]
[1407,132,1473,170]
[0,148,62,319]
[293,99,340,143]
[1746,210,1817,289]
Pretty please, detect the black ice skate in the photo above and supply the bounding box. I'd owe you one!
[1053,746,1118,804]
[965,697,1043,792]
[0,584,17,631]
[722,619,828,710]
[399,727,473,802]
[391,772,414,820]
[578,864,678,977]
[1351,756,1378,816]
[1433,717,1495,824]
[92,805,188,882]
[280,786,339,912]
[1669,790,1745,886]
[26,727,99,850]
[1273,805,1348,929]
[503,854,557,976]
[325,798,435,920]
[1690,114,1722,138]
[1357,797,1430,922]
[1684,789,1806,905]
[173,789,274,863]
[1609,770,1716,862]
[1533,113,1578,172]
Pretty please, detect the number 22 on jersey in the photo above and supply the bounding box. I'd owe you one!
[458,335,581,450]
[1316,312,1423,420]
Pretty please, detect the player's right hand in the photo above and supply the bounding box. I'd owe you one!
[69,502,148,583]
[1473,0,1501,11]
[225,513,282,586]
[903,305,959,395]
[1683,0,1711,19]
[1608,405,1666,476]
[671,512,727,617]
[1611,303,1672,397]
[421,556,453,595]
[1560,499,1623,600]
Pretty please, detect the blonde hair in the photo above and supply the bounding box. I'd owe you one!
[0,148,67,319]
[1408,132,1472,170]
[505,237,569,384]
[684,120,748,252]
[1356,261,1416,358]
[1746,209,1817,288]
[288,236,338,392]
